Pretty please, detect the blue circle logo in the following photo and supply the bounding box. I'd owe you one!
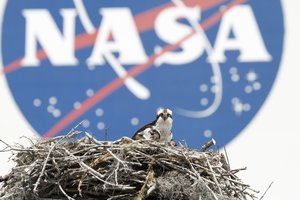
[1,0,284,148]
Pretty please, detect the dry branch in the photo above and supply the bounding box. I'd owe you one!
[0,131,257,200]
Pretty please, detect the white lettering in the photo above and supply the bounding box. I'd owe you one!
[22,9,78,66]
[21,6,272,68]
[154,7,205,66]
[87,8,147,66]
[209,5,272,63]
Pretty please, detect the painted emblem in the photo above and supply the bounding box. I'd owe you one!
[0,0,284,147]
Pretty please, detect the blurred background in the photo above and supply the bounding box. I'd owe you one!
[0,0,299,199]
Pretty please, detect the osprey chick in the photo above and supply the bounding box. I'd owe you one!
[132,108,173,143]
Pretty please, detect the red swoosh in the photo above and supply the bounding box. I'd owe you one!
[43,0,246,138]
[2,0,225,75]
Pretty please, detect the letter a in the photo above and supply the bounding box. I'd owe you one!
[209,5,272,63]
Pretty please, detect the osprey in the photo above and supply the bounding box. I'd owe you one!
[132,108,173,143]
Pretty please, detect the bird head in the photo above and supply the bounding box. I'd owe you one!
[156,108,173,122]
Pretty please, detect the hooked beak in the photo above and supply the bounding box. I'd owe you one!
[162,115,167,121]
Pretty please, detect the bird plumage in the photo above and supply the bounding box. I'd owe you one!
[132,108,173,143]
[132,126,160,141]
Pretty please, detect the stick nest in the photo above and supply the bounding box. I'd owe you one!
[0,130,257,200]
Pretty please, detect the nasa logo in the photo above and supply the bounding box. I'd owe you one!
[0,0,284,147]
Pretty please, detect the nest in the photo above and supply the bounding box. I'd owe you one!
[0,130,257,200]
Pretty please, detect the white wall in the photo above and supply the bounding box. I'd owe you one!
[227,1,300,199]
[0,0,38,175]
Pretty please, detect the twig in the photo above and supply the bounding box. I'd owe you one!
[63,148,105,179]
[205,154,222,195]
[0,130,256,199]
[134,162,154,200]
[223,146,231,170]
[106,148,128,168]
[259,181,274,200]
[57,183,75,200]
[181,150,200,179]
[201,139,216,152]
[32,126,82,194]
[19,136,36,146]
[105,126,110,141]
[33,141,58,193]
[198,178,219,200]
